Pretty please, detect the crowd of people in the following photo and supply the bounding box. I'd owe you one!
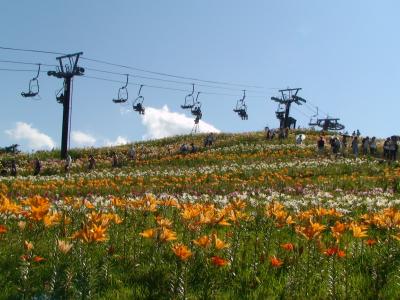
[315,132,398,161]
[1,130,398,177]
[0,133,218,176]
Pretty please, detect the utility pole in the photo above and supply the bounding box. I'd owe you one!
[271,88,306,129]
[48,52,84,158]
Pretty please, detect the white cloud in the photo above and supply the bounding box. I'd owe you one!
[119,107,131,115]
[104,136,129,146]
[141,105,220,139]
[5,122,55,150]
[71,131,96,147]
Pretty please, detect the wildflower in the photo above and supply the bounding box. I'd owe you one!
[296,219,326,240]
[324,247,337,257]
[58,240,73,254]
[90,224,108,242]
[172,243,192,261]
[337,249,346,258]
[270,256,283,268]
[43,211,62,227]
[286,215,296,225]
[212,233,230,250]
[0,224,7,234]
[350,223,368,238]
[71,224,108,243]
[331,221,346,241]
[365,239,377,247]
[20,255,29,261]
[281,243,294,251]
[323,247,346,258]
[211,256,229,267]
[156,216,173,228]
[24,240,34,251]
[18,221,26,231]
[159,228,177,242]
[139,228,155,239]
[33,256,45,263]
[193,235,212,248]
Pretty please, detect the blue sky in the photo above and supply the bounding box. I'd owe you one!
[1,1,399,151]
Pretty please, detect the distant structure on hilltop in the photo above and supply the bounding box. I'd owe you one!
[271,88,306,129]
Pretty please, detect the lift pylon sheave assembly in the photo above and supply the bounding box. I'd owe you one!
[309,117,345,131]
[48,52,84,159]
[271,88,306,129]
[21,64,41,98]
[132,85,145,115]
[112,74,129,103]
[233,90,248,120]
[181,84,195,109]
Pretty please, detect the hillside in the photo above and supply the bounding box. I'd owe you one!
[0,130,400,299]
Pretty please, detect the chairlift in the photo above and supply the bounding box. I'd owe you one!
[315,117,345,131]
[132,85,145,115]
[233,90,248,120]
[112,74,129,103]
[308,107,319,126]
[56,85,66,104]
[191,92,202,117]
[21,64,41,98]
[181,84,195,109]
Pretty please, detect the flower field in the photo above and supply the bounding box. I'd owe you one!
[1,130,400,299]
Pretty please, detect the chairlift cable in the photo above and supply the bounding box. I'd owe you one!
[85,67,266,93]
[82,74,266,98]
[0,46,65,56]
[0,68,49,73]
[0,45,277,92]
[81,56,263,89]
[0,59,57,68]
[292,106,311,119]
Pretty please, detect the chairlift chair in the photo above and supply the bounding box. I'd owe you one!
[308,107,319,126]
[191,92,202,117]
[181,84,195,109]
[233,90,248,120]
[112,74,129,103]
[21,64,41,98]
[317,118,345,131]
[132,85,145,115]
[56,85,66,104]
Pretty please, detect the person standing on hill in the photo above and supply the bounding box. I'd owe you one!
[128,146,136,161]
[362,137,369,155]
[10,160,17,176]
[352,137,359,158]
[332,137,341,158]
[265,127,271,140]
[341,135,348,149]
[65,154,72,173]
[33,158,41,175]
[204,133,214,147]
[88,155,96,170]
[317,136,325,154]
[369,137,377,156]
[190,143,197,153]
[383,138,390,159]
[389,137,398,161]
[111,152,119,168]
